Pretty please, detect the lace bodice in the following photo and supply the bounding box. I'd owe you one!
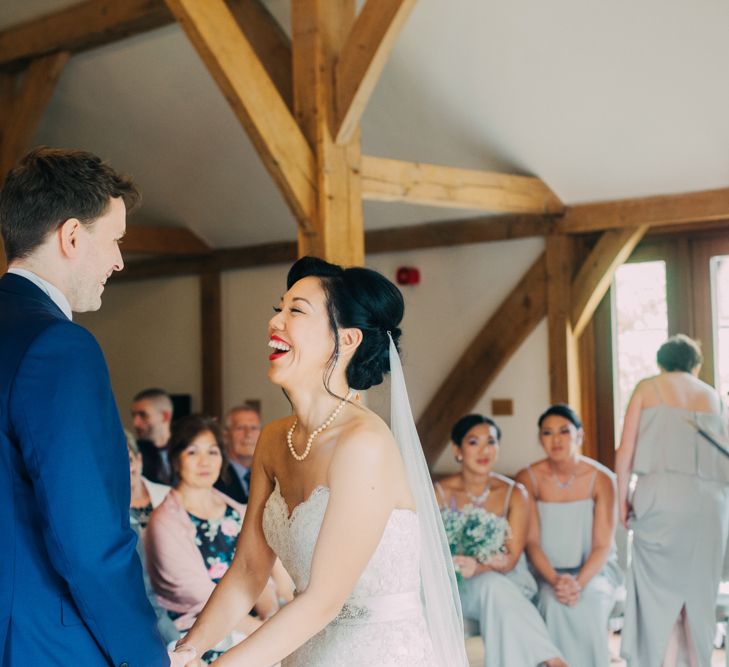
[261,478,437,666]
[263,478,421,597]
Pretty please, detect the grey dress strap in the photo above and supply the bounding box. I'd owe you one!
[435,481,457,509]
[587,469,599,497]
[502,480,514,517]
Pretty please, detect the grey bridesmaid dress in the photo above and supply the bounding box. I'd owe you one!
[437,476,562,666]
[528,463,623,667]
[621,403,729,667]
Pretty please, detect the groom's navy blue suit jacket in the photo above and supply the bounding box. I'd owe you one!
[0,273,168,666]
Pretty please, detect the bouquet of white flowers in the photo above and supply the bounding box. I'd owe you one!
[440,504,511,565]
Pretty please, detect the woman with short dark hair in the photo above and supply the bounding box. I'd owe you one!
[516,404,622,667]
[616,334,729,666]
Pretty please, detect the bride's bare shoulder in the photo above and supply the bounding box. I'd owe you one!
[334,410,398,461]
[256,416,295,451]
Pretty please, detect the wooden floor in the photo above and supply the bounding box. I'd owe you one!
[466,633,727,666]
[608,632,726,666]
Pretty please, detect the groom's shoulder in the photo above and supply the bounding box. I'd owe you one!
[21,318,104,366]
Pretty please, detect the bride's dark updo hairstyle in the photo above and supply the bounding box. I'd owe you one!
[286,256,404,391]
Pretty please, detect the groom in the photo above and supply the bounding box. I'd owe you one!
[0,148,191,666]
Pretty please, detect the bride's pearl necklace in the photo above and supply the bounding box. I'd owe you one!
[287,391,352,462]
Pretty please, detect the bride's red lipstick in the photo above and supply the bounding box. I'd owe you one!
[269,335,291,361]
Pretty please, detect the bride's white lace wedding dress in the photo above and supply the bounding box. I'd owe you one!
[262,478,438,666]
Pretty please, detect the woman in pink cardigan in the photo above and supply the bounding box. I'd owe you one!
[145,415,280,660]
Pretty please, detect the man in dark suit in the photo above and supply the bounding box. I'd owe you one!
[131,388,174,484]
[0,148,185,666]
[214,404,261,504]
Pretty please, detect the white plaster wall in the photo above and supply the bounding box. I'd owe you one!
[76,276,202,430]
[221,264,295,425]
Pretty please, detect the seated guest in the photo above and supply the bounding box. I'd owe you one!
[145,415,280,661]
[436,415,565,667]
[125,430,177,644]
[127,430,171,530]
[516,404,623,667]
[132,387,174,484]
[214,403,261,504]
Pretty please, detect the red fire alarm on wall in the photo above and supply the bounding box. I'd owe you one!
[396,267,420,285]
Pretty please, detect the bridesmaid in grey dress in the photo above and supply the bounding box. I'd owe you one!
[436,415,565,667]
[516,404,622,667]
[616,334,729,667]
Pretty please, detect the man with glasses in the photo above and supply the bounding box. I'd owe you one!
[214,404,262,504]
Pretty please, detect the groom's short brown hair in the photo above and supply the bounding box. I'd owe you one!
[0,146,139,262]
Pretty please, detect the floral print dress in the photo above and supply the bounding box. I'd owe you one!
[178,506,243,663]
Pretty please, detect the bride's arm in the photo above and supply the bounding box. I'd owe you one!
[177,430,279,656]
[212,425,400,667]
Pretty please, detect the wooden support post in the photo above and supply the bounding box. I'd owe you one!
[417,253,548,466]
[200,270,223,418]
[546,234,580,408]
[292,0,364,266]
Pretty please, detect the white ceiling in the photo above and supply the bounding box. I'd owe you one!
[2,0,729,248]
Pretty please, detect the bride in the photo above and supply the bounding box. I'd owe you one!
[172,257,467,666]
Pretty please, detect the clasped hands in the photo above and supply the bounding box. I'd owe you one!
[552,573,581,606]
[168,645,201,667]
[453,553,510,579]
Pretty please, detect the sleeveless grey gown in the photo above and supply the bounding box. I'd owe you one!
[621,405,729,667]
[528,463,623,667]
[437,475,562,667]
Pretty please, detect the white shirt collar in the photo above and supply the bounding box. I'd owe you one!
[8,268,73,320]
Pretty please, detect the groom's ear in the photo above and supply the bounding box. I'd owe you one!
[58,218,83,259]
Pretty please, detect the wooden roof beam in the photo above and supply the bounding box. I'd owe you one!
[0,52,69,179]
[0,0,173,70]
[558,187,729,233]
[416,253,548,466]
[122,225,211,256]
[361,155,564,215]
[334,0,416,144]
[225,0,293,110]
[0,52,69,275]
[165,0,316,231]
[115,213,553,282]
[570,225,648,338]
